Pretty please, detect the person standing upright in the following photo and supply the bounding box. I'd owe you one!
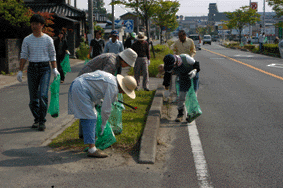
[54,29,68,83]
[17,14,60,131]
[89,30,105,58]
[259,32,265,53]
[124,32,137,49]
[131,32,151,91]
[104,30,124,54]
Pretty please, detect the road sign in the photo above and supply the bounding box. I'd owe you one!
[124,19,134,33]
[114,20,124,26]
[251,2,258,11]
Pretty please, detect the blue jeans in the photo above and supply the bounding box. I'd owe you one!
[80,119,97,144]
[27,64,51,124]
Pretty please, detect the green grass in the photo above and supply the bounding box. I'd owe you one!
[48,90,155,152]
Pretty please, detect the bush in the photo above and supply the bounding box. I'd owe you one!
[76,38,89,60]
[244,44,256,51]
[263,44,280,54]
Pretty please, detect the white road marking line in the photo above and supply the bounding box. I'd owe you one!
[267,64,283,68]
[188,121,213,188]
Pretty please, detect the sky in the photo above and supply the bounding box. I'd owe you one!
[71,0,274,18]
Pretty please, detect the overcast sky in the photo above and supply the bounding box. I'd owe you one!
[71,0,274,18]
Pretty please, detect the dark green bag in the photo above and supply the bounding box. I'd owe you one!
[48,75,61,118]
[61,54,71,76]
[185,80,202,123]
[95,105,117,150]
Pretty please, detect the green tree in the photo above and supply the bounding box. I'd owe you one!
[112,0,160,41]
[267,0,283,28]
[224,6,261,44]
[0,0,33,38]
[152,1,179,32]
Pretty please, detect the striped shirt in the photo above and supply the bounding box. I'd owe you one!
[20,33,56,62]
[103,39,124,54]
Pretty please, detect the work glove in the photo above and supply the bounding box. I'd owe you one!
[100,125,106,136]
[148,60,150,66]
[66,50,70,55]
[189,69,197,79]
[52,68,60,78]
[17,71,23,82]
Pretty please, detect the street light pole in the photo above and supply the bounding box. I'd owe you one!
[249,0,251,37]
[263,0,265,33]
[88,0,94,40]
[112,0,115,30]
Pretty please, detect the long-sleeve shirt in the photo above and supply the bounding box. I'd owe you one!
[77,53,122,76]
[68,70,118,127]
[163,54,200,92]
[20,33,56,62]
[131,40,150,60]
[90,38,105,58]
[103,39,124,54]
[171,37,196,57]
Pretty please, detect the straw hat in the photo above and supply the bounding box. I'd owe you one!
[118,48,137,67]
[117,75,137,99]
[136,32,147,41]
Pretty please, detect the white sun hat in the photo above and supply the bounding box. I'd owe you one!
[118,48,137,67]
[117,74,137,99]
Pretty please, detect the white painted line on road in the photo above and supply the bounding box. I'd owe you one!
[267,64,283,68]
[188,121,213,188]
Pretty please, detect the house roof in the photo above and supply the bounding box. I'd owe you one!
[119,12,137,18]
[24,2,86,18]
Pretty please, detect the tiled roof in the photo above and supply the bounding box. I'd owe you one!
[24,3,86,18]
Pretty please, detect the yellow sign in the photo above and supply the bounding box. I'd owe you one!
[218,24,228,30]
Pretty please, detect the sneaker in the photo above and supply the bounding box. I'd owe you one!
[87,149,108,158]
[175,109,184,122]
[38,123,46,131]
[31,122,39,129]
[175,115,183,122]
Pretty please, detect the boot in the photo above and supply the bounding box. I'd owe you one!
[175,109,184,122]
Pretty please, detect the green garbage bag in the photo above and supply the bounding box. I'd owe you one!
[48,75,61,118]
[185,79,202,123]
[95,105,117,150]
[84,58,90,65]
[108,94,125,134]
[61,54,71,76]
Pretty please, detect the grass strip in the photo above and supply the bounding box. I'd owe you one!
[48,90,155,152]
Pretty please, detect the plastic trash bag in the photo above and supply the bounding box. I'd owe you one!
[185,79,202,123]
[108,94,125,134]
[95,105,117,150]
[48,75,61,118]
[61,54,71,76]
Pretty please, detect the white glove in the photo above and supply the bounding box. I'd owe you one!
[185,55,195,65]
[52,68,60,78]
[100,125,106,136]
[17,71,23,82]
[66,50,70,55]
[189,69,197,79]
[148,60,150,65]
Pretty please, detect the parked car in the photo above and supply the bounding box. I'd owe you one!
[188,34,201,50]
[211,35,219,42]
[203,35,212,45]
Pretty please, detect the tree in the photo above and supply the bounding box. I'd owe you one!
[112,0,160,41]
[152,0,179,32]
[267,0,283,28]
[224,6,261,44]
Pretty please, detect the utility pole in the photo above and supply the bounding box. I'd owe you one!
[112,0,115,30]
[263,0,265,33]
[74,0,77,8]
[88,0,94,43]
[249,0,251,37]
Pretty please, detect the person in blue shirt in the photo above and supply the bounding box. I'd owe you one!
[104,30,124,54]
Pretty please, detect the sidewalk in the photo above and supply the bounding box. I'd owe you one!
[0,58,84,89]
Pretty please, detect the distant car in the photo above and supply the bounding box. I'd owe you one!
[203,35,212,45]
[212,35,219,42]
[189,34,201,50]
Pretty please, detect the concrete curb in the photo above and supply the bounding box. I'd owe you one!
[139,84,164,164]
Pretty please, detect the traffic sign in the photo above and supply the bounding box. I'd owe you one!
[251,2,258,11]
[124,19,134,33]
[115,20,124,26]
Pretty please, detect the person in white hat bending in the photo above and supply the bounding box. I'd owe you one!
[68,70,137,158]
[78,48,137,76]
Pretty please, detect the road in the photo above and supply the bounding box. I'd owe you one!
[1,42,283,187]
[191,42,283,187]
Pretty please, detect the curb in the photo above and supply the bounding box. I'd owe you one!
[139,84,164,164]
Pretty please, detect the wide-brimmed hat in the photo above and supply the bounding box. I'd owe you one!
[163,54,175,72]
[136,32,147,41]
[117,75,137,99]
[118,48,137,67]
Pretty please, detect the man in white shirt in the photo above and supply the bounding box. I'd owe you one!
[68,70,137,158]
[17,14,60,131]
